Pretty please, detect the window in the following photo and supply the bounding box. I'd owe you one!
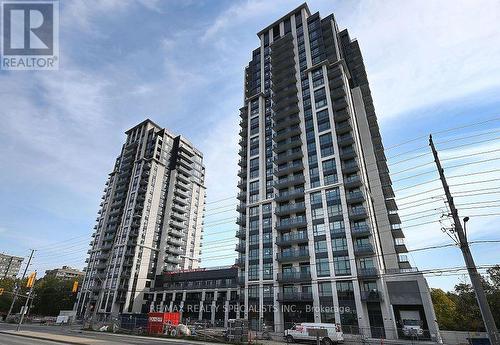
[310,191,322,205]
[322,159,336,174]
[312,207,324,220]
[336,281,354,300]
[250,158,259,169]
[334,256,351,275]
[316,257,330,277]
[326,188,341,202]
[263,247,272,259]
[249,249,259,260]
[249,206,259,216]
[332,237,348,252]
[263,263,273,280]
[249,265,259,280]
[263,284,274,298]
[263,232,272,244]
[313,223,326,236]
[319,133,334,157]
[314,240,327,253]
[318,282,332,297]
[248,285,259,298]
[327,204,342,218]
[249,234,259,245]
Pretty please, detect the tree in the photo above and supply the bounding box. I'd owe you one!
[0,277,31,316]
[30,276,80,316]
[430,265,500,331]
[430,288,457,330]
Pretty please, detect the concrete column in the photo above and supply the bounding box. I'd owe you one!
[224,300,230,328]
[199,291,205,321]
[312,281,321,322]
[352,280,369,335]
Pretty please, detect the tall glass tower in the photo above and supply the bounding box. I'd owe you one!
[236,4,439,339]
[76,119,206,318]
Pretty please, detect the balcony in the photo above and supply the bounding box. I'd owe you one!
[273,137,302,154]
[274,174,305,189]
[333,109,350,122]
[344,174,362,188]
[276,249,309,262]
[277,292,313,302]
[170,220,185,229]
[235,229,246,239]
[335,121,352,134]
[273,125,301,141]
[238,158,247,168]
[275,202,306,216]
[395,243,408,253]
[274,149,303,165]
[166,246,183,255]
[274,188,304,202]
[169,228,183,238]
[167,237,183,246]
[172,203,187,214]
[174,195,188,206]
[350,225,371,237]
[346,191,365,204]
[274,104,300,120]
[358,267,379,278]
[165,255,181,264]
[174,188,190,199]
[276,231,308,246]
[235,243,246,253]
[354,243,374,256]
[340,147,357,160]
[333,98,348,112]
[275,161,304,177]
[276,216,307,231]
[277,271,311,283]
[360,290,383,302]
[349,207,367,220]
[274,115,301,132]
[337,132,354,146]
[171,212,187,222]
[236,203,246,213]
[237,168,247,178]
[237,191,247,201]
[342,161,359,174]
[236,216,246,226]
[234,257,246,267]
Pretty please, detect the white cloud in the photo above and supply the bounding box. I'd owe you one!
[337,0,500,119]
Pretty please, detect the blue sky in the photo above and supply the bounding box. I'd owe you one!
[1,0,499,291]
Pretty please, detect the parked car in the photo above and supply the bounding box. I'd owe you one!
[401,319,424,337]
[285,322,343,345]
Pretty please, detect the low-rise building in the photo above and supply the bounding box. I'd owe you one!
[0,253,23,279]
[45,266,85,280]
[149,266,240,327]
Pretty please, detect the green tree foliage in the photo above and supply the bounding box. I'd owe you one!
[430,288,457,330]
[431,265,500,331]
[0,277,31,315]
[30,276,80,316]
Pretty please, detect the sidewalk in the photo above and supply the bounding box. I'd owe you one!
[1,329,266,345]
[0,330,110,344]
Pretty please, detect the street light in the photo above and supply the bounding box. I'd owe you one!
[463,216,470,243]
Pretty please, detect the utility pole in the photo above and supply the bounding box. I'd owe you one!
[17,271,36,331]
[7,249,35,319]
[429,135,499,345]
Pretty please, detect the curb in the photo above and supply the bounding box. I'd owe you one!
[0,330,94,345]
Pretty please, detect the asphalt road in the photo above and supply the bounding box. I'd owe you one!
[0,332,72,345]
[0,322,223,345]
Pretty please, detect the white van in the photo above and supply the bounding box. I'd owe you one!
[285,323,343,344]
